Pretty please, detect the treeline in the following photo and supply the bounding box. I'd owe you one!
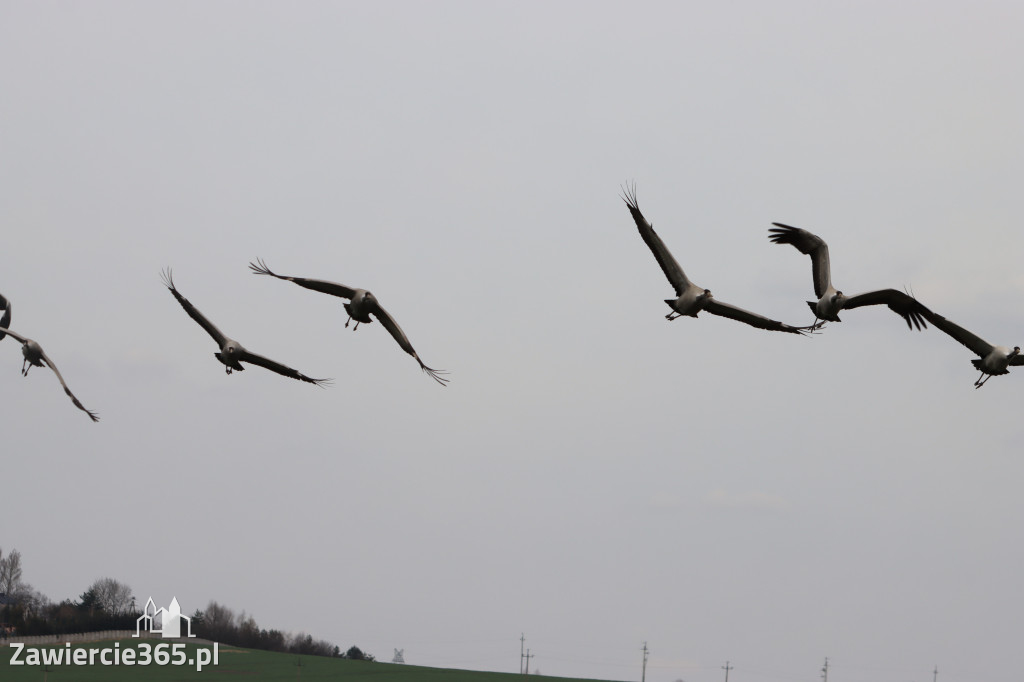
[190,601,374,660]
[3,578,147,636]
[6,595,138,636]
[0,547,373,661]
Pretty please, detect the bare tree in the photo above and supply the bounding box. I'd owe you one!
[203,601,236,636]
[237,611,259,645]
[13,583,51,618]
[0,548,23,595]
[88,577,134,616]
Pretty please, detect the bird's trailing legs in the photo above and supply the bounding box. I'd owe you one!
[975,373,992,389]
[345,316,361,331]
[809,317,827,331]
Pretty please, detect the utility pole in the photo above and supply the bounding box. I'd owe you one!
[524,649,534,675]
[722,660,733,682]
[520,634,526,674]
[820,657,829,682]
[933,665,938,682]
[641,642,649,682]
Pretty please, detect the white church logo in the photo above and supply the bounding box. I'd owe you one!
[133,597,195,638]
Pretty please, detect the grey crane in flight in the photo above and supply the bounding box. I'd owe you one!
[161,269,330,387]
[621,185,813,335]
[768,223,930,330]
[921,310,1022,388]
[249,259,448,386]
[0,321,99,422]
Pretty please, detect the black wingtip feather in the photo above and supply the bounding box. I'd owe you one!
[249,258,276,277]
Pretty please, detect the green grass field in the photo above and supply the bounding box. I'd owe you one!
[0,639,616,682]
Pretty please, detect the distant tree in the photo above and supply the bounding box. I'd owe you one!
[12,583,50,618]
[345,646,375,662]
[201,601,236,640]
[237,612,261,647]
[77,588,100,613]
[0,548,23,595]
[290,633,315,655]
[88,578,134,616]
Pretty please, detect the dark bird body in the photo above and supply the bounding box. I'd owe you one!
[921,310,1022,388]
[621,185,813,335]
[161,269,330,387]
[768,223,929,330]
[0,322,99,422]
[250,259,448,386]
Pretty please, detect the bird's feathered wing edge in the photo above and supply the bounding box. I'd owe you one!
[161,269,228,347]
[38,349,100,422]
[621,184,691,296]
[769,223,831,299]
[842,289,930,331]
[921,310,994,358]
[704,299,809,335]
[0,293,10,341]
[371,302,449,386]
[238,349,332,387]
[250,259,357,300]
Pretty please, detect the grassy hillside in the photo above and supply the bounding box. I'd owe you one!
[0,638,618,682]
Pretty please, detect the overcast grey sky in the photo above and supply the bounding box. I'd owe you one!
[2,2,1022,681]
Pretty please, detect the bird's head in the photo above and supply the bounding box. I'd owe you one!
[1012,346,1021,357]
[701,288,713,300]
[832,290,846,305]
[352,290,376,307]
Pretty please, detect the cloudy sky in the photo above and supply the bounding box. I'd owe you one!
[2,2,1022,681]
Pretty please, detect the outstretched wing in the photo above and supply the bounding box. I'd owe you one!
[161,269,227,347]
[37,348,100,422]
[921,310,994,359]
[238,348,332,387]
[768,223,832,299]
[0,293,10,341]
[250,259,357,300]
[843,289,930,331]
[371,302,449,386]
[704,298,809,335]
[0,327,29,345]
[621,184,691,296]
